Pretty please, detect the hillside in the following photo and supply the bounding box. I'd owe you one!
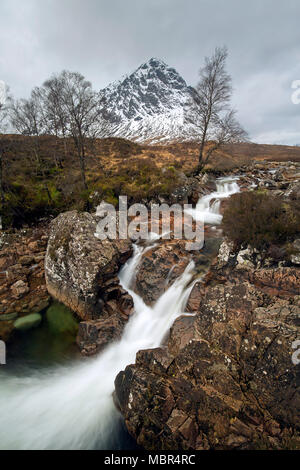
[1,133,300,227]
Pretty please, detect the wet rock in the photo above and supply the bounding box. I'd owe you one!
[135,242,190,305]
[76,277,134,355]
[14,313,42,331]
[186,282,202,312]
[77,314,125,356]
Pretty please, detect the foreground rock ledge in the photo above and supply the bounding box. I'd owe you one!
[114,244,300,450]
[45,211,133,354]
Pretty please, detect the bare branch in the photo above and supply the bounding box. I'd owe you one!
[193,46,248,173]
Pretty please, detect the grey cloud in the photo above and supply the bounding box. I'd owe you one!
[0,0,299,144]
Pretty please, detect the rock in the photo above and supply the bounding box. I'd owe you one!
[45,210,136,355]
[249,267,300,295]
[10,280,29,298]
[115,267,300,450]
[273,169,284,182]
[34,254,45,263]
[217,239,235,268]
[135,242,190,305]
[45,210,132,320]
[236,246,256,270]
[186,282,202,312]
[28,241,41,252]
[76,278,134,355]
[14,313,42,331]
[286,181,300,200]
[0,312,18,322]
[77,315,124,356]
[0,224,50,341]
[19,255,35,266]
[169,175,199,205]
[290,239,300,265]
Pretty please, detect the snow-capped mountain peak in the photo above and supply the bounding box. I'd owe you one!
[99,58,199,144]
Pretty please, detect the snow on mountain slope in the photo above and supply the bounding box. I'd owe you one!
[98,58,200,144]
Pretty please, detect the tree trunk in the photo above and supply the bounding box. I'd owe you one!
[78,140,88,190]
[0,151,4,206]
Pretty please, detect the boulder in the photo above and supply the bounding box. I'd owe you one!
[115,278,300,450]
[45,210,132,320]
[135,242,190,305]
[76,277,134,355]
[14,313,42,331]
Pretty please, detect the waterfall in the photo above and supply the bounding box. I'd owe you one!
[185,176,240,225]
[0,175,240,450]
[0,246,195,450]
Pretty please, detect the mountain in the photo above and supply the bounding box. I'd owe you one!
[98,58,199,144]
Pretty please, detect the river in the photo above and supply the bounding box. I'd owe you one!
[0,176,239,450]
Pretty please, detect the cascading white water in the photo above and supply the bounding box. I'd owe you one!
[0,175,240,450]
[0,245,195,450]
[185,176,240,225]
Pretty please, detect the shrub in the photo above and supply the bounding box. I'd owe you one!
[222,191,300,249]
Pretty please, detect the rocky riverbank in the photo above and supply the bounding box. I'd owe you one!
[0,224,50,341]
[114,160,300,450]
[114,239,300,450]
[0,159,299,451]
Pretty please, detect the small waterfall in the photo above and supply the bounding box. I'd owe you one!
[0,174,241,450]
[0,246,195,450]
[185,176,240,225]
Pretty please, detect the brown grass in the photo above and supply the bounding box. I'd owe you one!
[1,133,300,227]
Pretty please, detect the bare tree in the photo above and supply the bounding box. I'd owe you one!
[193,46,247,174]
[9,71,101,192]
[39,77,69,166]
[0,82,8,131]
[9,88,45,137]
[9,89,46,170]
[55,71,101,190]
[9,90,54,202]
[0,82,11,209]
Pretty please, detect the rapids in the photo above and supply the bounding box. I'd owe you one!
[0,176,240,450]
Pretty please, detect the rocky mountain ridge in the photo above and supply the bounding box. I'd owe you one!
[98,58,199,144]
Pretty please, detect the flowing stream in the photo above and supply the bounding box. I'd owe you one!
[0,176,239,450]
[186,176,240,225]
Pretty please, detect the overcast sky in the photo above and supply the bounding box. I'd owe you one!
[0,0,299,144]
